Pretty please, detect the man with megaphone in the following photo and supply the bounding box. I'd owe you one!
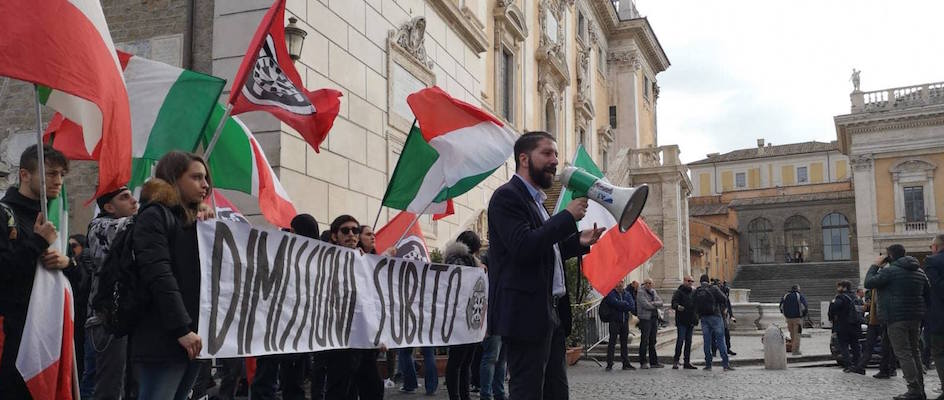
[487,131,605,400]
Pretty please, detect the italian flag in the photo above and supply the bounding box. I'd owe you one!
[382,86,516,215]
[0,0,132,200]
[46,51,225,181]
[554,145,663,295]
[202,104,297,228]
[16,187,76,400]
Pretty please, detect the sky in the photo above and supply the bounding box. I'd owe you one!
[636,0,944,164]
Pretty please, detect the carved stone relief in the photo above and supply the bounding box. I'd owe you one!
[391,17,433,70]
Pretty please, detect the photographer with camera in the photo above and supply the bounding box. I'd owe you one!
[864,244,931,400]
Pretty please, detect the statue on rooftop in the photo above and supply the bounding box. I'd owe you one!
[850,68,861,92]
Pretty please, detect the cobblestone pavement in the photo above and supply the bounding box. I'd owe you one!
[384,364,942,400]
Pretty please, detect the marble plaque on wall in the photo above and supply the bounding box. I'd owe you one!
[390,64,425,126]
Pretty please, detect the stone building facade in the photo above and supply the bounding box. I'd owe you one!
[1,0,685,280]
[835,79,944,278]
[687,140,858,269]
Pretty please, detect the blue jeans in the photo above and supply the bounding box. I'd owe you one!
[80,333,96,398]
[134,361,201,400]
[700,315,729,368]
[479,336,506,400]
[398,347,438,394]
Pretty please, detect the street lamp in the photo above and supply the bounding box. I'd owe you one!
[285,17,307,62]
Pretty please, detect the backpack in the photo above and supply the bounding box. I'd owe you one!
[694,286,716,316]
[844,294,861,325]
[598,298,613,323]
[90,204,177,337]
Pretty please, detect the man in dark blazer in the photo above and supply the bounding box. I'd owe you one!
[487,131,604,400]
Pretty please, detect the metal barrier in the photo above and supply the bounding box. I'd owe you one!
[579,298,607,366]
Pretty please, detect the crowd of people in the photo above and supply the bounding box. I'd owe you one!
[813,241,943,400]
[0,145,509,400]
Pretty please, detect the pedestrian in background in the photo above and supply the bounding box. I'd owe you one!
[865,244,931,400]
[671,276,698,370]
[779,285,808,356]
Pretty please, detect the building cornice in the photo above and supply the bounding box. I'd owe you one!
[835,105,944,154]
[427,0,488,54]
[587,0,669,73]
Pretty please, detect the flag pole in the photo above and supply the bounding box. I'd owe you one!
[33,87,47,215]
[371,205,384,232]
[392,203,432,249]
[203,103,233,160]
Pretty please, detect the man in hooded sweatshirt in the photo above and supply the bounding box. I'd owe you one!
[865,244,931,400]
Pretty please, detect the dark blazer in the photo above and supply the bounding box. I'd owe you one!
[487,175,589,340]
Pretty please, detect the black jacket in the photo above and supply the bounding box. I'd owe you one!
[864,256,930,323]
[828,292,858,328]
[130,179,201,364]
[487,176,588,340]
[671,284,697,326]
[0,187,82,384]
[695,283,728,317]
[925,252,944,334]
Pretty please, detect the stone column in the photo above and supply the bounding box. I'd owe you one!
[851,154,877,282]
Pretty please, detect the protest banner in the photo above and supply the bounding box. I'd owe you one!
[196,219,488,358]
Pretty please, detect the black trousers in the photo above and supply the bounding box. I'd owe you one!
[446,343,477,400]
[606,320,630,367]
[354,349,383,400]
[836,324,862,368]
[504,324,568,400]
[858,324,897,372]
[638,318,659,365]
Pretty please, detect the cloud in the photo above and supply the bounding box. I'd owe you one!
[641,0,944,163]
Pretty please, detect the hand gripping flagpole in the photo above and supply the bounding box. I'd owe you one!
[34,86,81,399]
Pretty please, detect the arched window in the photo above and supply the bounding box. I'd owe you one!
[748,218,774,263]
[822,213,851,261]
[784,216,811,262]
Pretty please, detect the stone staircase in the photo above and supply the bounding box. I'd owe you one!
[731,262,860,324]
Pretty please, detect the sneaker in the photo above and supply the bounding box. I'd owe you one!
[651,363,665,369]
[683,364,698,370]
[723,366,736,372]
[672,362,679,370]
[622,364,635,370]
[703,365,712,371]
[400,387,416,393]
[640,363,650,369]
[384,379,395,388]
[851,368,866,375]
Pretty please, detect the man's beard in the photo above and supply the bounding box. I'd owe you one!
[528,162,555,189]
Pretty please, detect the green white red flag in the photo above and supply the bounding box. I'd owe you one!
[0,0,132,201]
[202,104,298,228]
[374,211,430,262]
[554,145,663,294]
[381,86,515,217]
[45,51,224,164]
[16,187,75,400]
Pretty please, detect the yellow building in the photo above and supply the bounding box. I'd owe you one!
[835,80,944,278]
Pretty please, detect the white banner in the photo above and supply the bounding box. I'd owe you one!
[196,220,488,358]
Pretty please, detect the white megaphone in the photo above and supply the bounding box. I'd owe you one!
[558,166,649,232]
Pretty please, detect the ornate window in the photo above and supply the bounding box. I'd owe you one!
[784,216,811,262]
[748,218,774,264]
[493,1,527,128]
[822,213,851,261]
[891,159,937,232]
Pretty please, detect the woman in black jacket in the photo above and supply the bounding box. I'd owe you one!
[444,230,485,400]
[131,151,212,400]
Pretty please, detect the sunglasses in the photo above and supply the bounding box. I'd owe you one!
[338,227,361,235]
[69,242,81,249]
